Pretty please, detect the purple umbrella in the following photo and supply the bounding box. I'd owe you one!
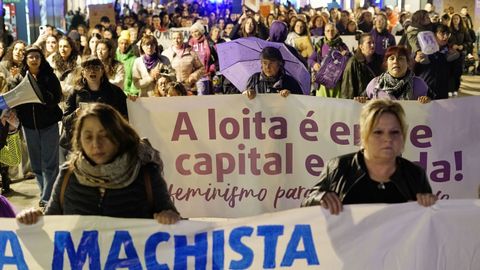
[217,37,310,95]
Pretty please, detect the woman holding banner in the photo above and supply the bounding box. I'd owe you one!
[301,99,437,215]
[17,103,181,225]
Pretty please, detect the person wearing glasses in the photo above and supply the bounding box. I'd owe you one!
[59,57,127,163]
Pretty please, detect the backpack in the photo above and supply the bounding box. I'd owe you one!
[315,49,349,89]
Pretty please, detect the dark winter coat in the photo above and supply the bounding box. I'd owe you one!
[341,50,383,98]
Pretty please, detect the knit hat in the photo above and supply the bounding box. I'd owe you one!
[190,21,205,35]
[118,30,131,43]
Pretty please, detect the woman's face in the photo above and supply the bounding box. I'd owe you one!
[218,19,226,30]
[141,41,156,55]
[58,40,72,59]
[103,30,113,40]
[452,15,461,26]
[294,21,305,35]
[80,35,87,47]
[375,16,387,31]
[96,43,109,61]
[0,42,4,58]
[156,77,169,96]
[435,31,450,47]
[89,36,99,54]
[387,53,408,78]
[314,17,324,28]
[325,24,336,40]
[245,18,255,34]
[347,22,356,32]
[46,36,58,53]
[80,116,118,165]
[83,64,103,85]
[359,36,375,57]
[261,58,281,77]
[172,32,183,48]
[364,113,404,161]
[26,52,42,70]
[13,43,26,63]
[210,28,220,40]
[191,29,202,39]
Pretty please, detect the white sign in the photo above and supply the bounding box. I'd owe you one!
[128,95,480,217]
[1,200,480,269]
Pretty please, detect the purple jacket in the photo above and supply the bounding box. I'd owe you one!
[0,195,15,217]
[370,28,396,56]
[366,75,428,100]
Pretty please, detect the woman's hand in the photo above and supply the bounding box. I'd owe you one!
[149,67,160,81]
[16,208,44,225]
[243,89,256,100]
[279,89,290,97]
[417,96,430,104]
[313,63,321,72]
[320,192,343,215]
[10,67,19,77]
[154,210,181,225]
[127,94,139,101]
[353,96,368,103]
[415,51,426,63]
[416,193,437,207]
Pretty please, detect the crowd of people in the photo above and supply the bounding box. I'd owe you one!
[0,0,475,221]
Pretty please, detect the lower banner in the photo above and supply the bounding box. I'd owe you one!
[1,200,479,269]
[128,95,480,217]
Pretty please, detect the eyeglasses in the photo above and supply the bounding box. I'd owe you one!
[84,65,102,71]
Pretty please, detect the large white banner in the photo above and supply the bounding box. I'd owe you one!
[128,95,480,218]
[1,200,480,269]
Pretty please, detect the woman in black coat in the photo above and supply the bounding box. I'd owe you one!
[59,56,127,161]
[16,45,63,207]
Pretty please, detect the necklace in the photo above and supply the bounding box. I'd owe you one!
[377,182,386,190]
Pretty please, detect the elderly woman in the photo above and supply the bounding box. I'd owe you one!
[17,103,181,224]
[244,47,303,99]
[188,21,218,95]
[132,35,174,97]
[162,31,204,94]
[301,99,437,214]
[309,23,350,97]
[365,46,430,103]
[341,33,383,99]
[371,13,396,56]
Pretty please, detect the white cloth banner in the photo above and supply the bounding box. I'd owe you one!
[1,200,479,269]
[128,95,480,218]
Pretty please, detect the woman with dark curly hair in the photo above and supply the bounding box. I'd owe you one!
[47,36,82,96]
[0,40,27,86]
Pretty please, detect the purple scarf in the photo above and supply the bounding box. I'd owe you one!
[143,54,159,72]
[0,195,15,217]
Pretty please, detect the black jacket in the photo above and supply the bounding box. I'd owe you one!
[341,50,383,98]
[14,71,62,129]
[301,151,433,207]
[246,71,303,95]
[60,81,127,149]
[46,163,178,217]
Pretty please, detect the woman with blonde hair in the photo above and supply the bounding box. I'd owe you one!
[302,99,436,214]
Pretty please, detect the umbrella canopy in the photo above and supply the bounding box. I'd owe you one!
[217,37,310,95]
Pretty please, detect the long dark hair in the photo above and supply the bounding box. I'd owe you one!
[52,36,79,72]
[96,39,122,78]
[2,40,27,70]
[71,103,140,161]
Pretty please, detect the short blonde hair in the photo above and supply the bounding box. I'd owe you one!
[360,99,408,147]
